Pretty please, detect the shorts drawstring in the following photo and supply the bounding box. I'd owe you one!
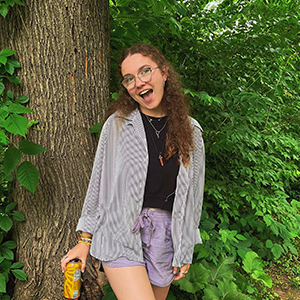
[132,209,156,247]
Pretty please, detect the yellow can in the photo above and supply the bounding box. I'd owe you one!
[63,259,82,299]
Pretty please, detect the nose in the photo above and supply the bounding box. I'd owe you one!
[135,76,145,88]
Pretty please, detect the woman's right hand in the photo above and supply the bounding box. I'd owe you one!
[61,243,90,273]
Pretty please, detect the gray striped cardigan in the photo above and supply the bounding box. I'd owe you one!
[76,109,205,267]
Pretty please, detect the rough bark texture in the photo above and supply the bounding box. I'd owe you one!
[0,0,110,298]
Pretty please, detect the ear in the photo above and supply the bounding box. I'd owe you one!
[161,66,168,81]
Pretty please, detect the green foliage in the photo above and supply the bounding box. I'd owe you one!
[110,0,300,298]
[0,50,46,194]
[0,0,23,18]
[0,202,27,297]
[1,6,45,296]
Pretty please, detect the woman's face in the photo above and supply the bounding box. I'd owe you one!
[121,53,167,117]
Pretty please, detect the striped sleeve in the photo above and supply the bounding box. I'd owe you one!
[76,116,113,235]
[192,120,205,237]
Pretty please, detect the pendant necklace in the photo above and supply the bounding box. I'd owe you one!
[148,130,165,166]
[145,115,167,166]
[145,115,168,139]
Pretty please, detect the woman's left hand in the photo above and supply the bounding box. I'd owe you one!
[173,264,190,281]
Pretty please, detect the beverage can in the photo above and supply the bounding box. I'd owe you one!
[63,259,82,299]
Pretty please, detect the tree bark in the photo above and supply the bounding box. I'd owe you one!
[0,0,110,298]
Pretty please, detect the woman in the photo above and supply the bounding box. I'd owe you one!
[61,44,205,300]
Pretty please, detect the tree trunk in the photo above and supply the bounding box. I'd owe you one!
[0,0,110,298]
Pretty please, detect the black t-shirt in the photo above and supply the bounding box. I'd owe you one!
[141,111,180,212]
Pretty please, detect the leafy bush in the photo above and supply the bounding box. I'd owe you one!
[110,0,300,299]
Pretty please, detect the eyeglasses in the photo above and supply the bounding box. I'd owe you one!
[121,67,160,89]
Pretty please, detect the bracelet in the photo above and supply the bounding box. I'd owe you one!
[78,236,92,246]
[78,240,92,246]
[81,235,92,239]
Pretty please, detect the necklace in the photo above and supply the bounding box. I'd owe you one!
[145,115,168,138]
[148,129,165,166]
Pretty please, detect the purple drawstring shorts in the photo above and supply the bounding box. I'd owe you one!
[102,208,175,287]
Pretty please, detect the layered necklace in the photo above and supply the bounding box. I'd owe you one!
[145,115,168,167]
[145,115,168,139]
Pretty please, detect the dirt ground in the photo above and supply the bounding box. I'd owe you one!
[268,265,300,300]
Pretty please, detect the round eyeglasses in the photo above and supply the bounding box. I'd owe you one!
[121,67,160,89]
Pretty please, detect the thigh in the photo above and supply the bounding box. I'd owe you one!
[152,284,171,300]
[102,264,156,300]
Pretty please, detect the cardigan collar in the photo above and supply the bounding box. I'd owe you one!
[123,109,147,151]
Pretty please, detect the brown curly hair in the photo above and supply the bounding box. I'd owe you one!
[106,43,194,166]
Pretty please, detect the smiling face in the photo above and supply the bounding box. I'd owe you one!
[121,53,168,117]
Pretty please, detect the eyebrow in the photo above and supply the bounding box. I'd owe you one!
[122,65,152,78]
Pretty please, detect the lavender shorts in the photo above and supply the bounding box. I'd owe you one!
[102,208,174,287]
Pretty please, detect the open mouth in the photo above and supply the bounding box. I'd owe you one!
[139,89,153,99]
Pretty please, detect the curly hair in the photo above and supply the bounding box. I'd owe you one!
[106,43,194,166]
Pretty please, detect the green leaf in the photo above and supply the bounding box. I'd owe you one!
[1,241,17,249]
[111,92,118,100]
[0,82,4,94]
[5,202,17,213]
[236,234,247,241]
[242,251,262,273]
[271,244,284,259]
[102,284,117,300]
[270,223,279,235]
[11,269,27,281]
[19,140,47,155]
[1,248,14,260]
[286,243,298,255]
[240,218,247,227]
[7,59,20,68]
[203,284,220,300]
[90,122,103,133]
[263,215,272,226]
[169,17,182,37]
[0,130,8,144]
[175,2,187,16]
[0,49,16,57]
[16,95,29,103]
[6,0,15,7]
[224,291,253,300]
[251,270,272,288]
[7,90,14,99]
[0,55,7,65]
[218,278,237,294]
[11,262,24,269]
[0,273,6,293]
[5,62,15,75]
[0,259,11,272]
[166,290,176,300]
[2,294,10,300]
[174,263,210,294]
[266,240,273,249]
[7,103,34,114]
[6,75,21,84]
[3,147,21,176]
[3,114,28,136]
[196,246,209,259]
[153,1,164,14]
[275,86,283,97]
[205,257,235,283]
[15,0,24,5]
[17,161,39,194]
[0,215,13,232]
[12,210,25,221]
[0,4,8,18]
